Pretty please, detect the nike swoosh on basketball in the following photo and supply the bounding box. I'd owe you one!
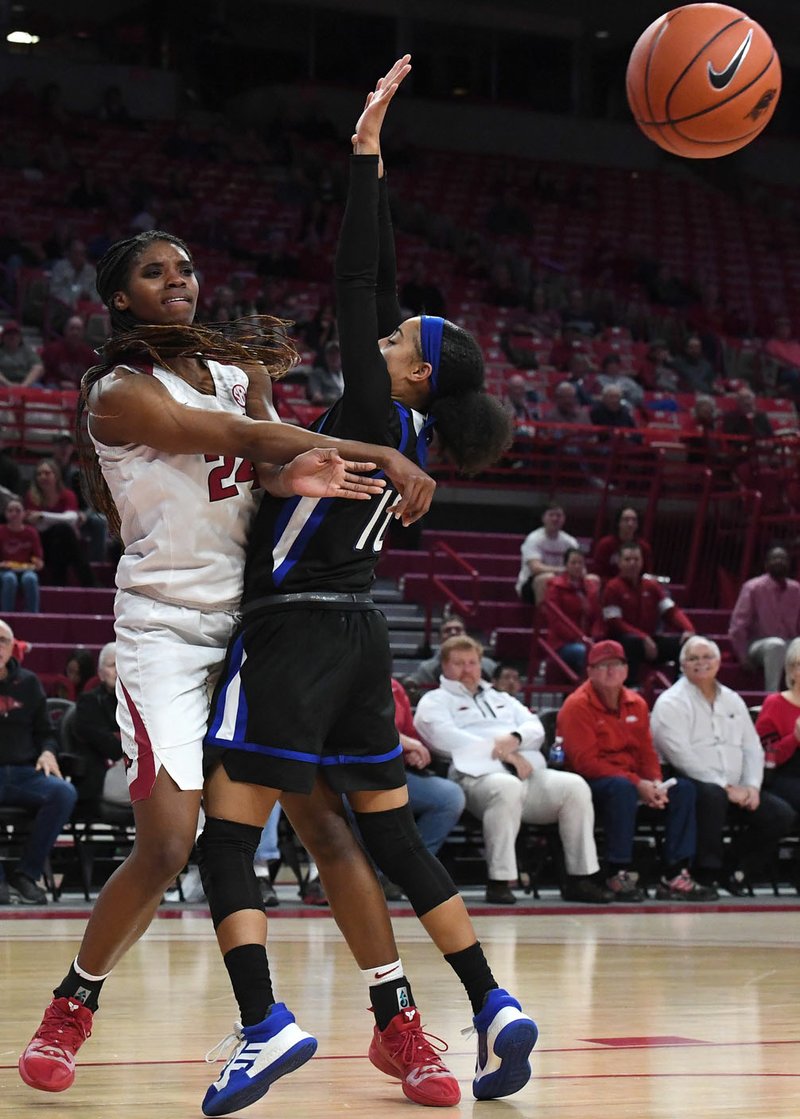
[707,28,753,90]
[373,966,399,980]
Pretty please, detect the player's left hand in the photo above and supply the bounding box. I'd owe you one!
[283,448,386,500]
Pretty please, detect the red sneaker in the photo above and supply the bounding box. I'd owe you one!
[369,1008,461,1107]
[18,997,93,1092]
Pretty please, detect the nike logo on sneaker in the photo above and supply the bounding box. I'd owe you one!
[707,29,753,90]
[373,966,399,981]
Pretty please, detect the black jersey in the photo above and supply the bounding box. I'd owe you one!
[242,157,427,603]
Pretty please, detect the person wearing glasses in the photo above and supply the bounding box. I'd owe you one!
[651,636,796,895]
[557,639,716,902]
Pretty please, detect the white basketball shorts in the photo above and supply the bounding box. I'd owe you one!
[114,591,237,801]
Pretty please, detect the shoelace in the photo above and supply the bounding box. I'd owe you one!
[205,1026,245,1064]
[37,1005,90,1048]
[392,1024,449,1068]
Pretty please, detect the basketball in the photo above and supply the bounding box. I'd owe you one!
[626,3,781,158]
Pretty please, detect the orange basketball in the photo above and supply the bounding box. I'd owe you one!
[626,3,781,158]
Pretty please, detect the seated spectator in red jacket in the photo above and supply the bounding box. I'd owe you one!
[556,639,715,902]
[755,636,800,814]
[544,548,602,674]
[720,386,774,440]
[41,315,96,391]
[592,507,655,581]
[601,543,694,685]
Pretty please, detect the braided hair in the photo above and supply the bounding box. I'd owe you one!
[421,320,512,473]
[77,230,298,536]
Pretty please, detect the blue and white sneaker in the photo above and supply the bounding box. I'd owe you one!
[470,988,538,1100]
[202,1002,317,1116]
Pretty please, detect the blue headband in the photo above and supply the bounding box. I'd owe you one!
[420,315,445,394]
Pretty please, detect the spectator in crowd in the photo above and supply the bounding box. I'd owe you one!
[589,383,638,435]
[755,637,800,814]
[516,503,579,605]
[41,315,97,391]
[401,259,445,317]
[728,546,800,693]
[414,635,612,905]
[720,386,774,440]
[409,614,497,687]
[23,459,94,587]
[602,542,694,685]
[50,432,108,563]
[306,340,344,405]
[652,636,796,893]
[597,353,644,408]
[71,642,123,812]
[48,239,97,320]
[674,334,721,395]
[491,663,523,698]
[559,287,598,336]
[0,617,78,904]
[539,381,590,427]
[502,373,539,435]
[65,648,97,700]
[557,639,716,901]
[0,497,43,613]
[544,547,602,674]
[591,506,655,581]
[685,394,721,465]
[642,339,680,393]
[763,315,800,398]
[391,676,465,857]
[0,321,44,387]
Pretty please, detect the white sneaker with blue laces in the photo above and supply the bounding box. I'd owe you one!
[202,1002,317,1116]
[469,988,537,1100]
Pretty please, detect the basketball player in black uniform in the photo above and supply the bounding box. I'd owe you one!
[197,56,537,1116]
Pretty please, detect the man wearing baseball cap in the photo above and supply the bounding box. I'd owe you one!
[556,640,716,902]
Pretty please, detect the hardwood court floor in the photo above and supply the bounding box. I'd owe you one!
[1,900,799,1118]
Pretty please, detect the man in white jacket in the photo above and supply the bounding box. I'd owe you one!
[414,635,611,905]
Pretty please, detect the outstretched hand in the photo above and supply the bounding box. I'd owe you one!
[352,54,411,164]
[282,448,386,501]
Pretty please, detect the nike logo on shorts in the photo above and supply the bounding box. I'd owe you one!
[707,29,753,90]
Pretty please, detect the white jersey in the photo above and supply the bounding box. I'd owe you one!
[92,358,277,611]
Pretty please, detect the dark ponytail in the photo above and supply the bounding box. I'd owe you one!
[426,321,512,473]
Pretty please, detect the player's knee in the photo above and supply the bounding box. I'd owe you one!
[196,816,264,928]
[134,829,195,885]
[354,804,457,918]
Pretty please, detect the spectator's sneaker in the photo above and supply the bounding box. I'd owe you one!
[655,870,718,901]
[723,870,751,897]
[8,871,47,905]
[369,1008,461,1107]
[470,988,537,1100]
[485,882,517,905]
[0,879,10,905]
[562,877,614,904]
[202,1003,316,1117]
[605,869,645,902]
[18,997,93,1092]
[299,877,328,906]
[259,878,279,908]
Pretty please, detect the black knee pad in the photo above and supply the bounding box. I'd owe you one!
[354,804,457,918]
[196,817,264,929]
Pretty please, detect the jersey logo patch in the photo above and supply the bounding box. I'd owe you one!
[231,383,247,408]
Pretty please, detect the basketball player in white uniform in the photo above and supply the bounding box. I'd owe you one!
[19,227,435,1097]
